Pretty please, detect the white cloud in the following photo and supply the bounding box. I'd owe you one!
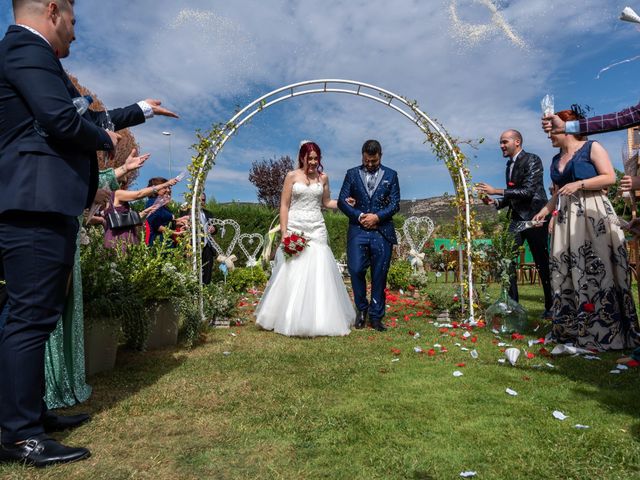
[2,0,635,201]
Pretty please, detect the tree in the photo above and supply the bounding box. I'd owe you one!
[67,73,140,188]
[248,155,294,208]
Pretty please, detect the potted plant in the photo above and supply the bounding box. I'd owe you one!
[81,227,126,375]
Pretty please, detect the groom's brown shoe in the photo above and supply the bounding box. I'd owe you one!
[355,310,368,329]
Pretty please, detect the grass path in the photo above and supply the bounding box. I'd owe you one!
[1,284,639,479]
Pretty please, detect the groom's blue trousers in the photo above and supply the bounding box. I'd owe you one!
[347,229,392,322]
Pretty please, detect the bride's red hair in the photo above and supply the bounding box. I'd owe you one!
[298,142,324,175]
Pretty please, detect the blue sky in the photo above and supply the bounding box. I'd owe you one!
[2,0,640,203]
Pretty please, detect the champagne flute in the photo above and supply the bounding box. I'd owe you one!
[541,94,554,138]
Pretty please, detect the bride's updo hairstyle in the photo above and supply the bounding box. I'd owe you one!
[556,106,587,140]
[298,141,324,175]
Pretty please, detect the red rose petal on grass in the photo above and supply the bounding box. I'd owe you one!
[539,347,552,357]
[427,349,436,356]
[477,320,486,328]
[391,348,401,355]
[627,360,640,367]
[511,333,525,340]
[522,376,531,381]
[452,322,460,329]
[449,332,457,337]
[439,328,449,334]
[441,347,448,353]
[526,352,535,359]
[408,331,415,336]
[456,363,466,367]
[471,336,478,343]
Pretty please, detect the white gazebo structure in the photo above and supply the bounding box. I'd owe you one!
[190,79,475,319]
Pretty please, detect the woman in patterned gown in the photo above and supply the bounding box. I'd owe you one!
[533,108,640,351]
[44,149,149,408]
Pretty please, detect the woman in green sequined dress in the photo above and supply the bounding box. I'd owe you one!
[44,149,149,408]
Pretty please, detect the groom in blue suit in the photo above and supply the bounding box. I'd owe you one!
[338,140,400,331]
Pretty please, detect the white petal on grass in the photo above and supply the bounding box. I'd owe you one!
[553,410,568,420]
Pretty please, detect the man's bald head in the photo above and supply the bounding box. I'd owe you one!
[12,0,76,58]
[13,0,73,18]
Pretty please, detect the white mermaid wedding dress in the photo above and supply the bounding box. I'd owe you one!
[256,182,355,336]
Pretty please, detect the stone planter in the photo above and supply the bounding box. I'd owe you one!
[84,319,119,376]
[147,301,179,349]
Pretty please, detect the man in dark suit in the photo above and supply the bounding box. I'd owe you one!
[200,192,217,285]
[477,130,553,318]
[0,0,178,467]
[338,140,400,332]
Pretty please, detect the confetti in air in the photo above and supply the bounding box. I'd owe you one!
[450,0,527,49]
[596,54,640,79]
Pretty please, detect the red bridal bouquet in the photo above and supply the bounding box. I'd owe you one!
[282,232,309,260]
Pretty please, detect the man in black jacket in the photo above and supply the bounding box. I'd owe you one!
[200,192,217,285]
[0,0,177,467]
[477,129,553,318]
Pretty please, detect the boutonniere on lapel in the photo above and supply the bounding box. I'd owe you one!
[507,181,515,187]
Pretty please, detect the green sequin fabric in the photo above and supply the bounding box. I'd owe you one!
[44,168,117,408]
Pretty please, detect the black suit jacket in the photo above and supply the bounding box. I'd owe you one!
[0,25,145,217]
[496,150,547,221]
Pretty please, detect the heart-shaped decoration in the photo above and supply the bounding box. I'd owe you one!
[238,233,265,267]
[402,216,435,254]
[206,218,240,258]
[395,228,403,245]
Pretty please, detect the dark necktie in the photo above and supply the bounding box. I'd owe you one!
[505,159,514,185]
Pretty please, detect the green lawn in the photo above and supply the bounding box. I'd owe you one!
[1,282,639,479]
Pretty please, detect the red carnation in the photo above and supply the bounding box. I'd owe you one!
[583,302,595,313]
[508,181,515,187]
[296,245,304,252]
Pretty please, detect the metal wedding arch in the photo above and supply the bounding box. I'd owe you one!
[190,79,476,319]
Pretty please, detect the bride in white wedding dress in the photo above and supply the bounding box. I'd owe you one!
[255,141,355,337]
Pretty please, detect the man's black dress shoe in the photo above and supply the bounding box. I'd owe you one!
[370,321,387,332]
[355,310,368,329]
[43,413,91,433]
[0,434,90,468]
